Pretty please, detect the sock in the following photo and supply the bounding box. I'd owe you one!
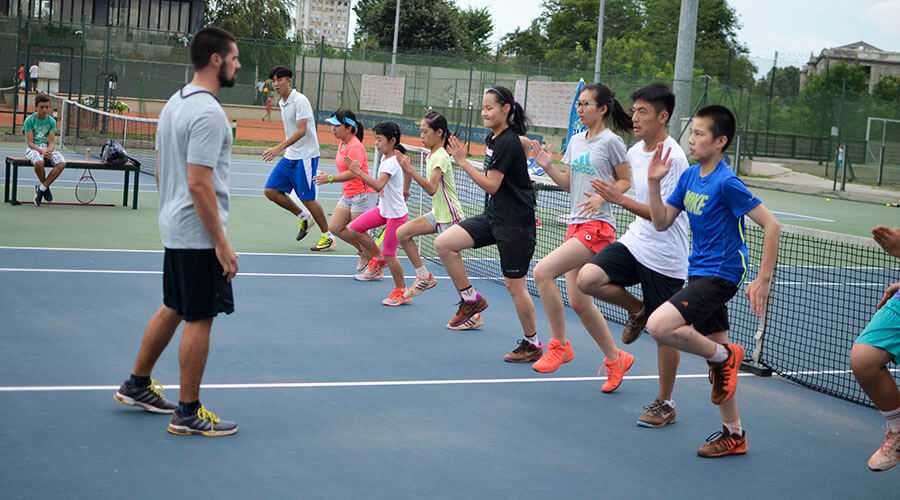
[707,344,729,364]
[39,184,47,191]
[326,231,335,239]
[459,286,478,302]
[882,407,900,432]
[128,374,151,387]
[297,212,310,222]
[177,400,201,416]
[663,399,675,408]
[723,420,743,436]
[524,332,542,347]
[415,265,430,279]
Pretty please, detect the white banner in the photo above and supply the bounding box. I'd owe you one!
[514,80,581,129]
[360,75,406,114]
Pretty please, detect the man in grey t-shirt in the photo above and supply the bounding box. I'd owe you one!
[114,27,241,438]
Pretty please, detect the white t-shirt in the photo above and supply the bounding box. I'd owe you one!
[618,137,690,280]
[376,155,408,219]
[29,65,38,79]
[279,89,319,161]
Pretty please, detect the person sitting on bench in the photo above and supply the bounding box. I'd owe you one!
[24,93,66,206]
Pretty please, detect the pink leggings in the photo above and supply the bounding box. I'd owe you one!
[348,207,408,257]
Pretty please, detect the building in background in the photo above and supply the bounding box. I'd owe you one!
[295,0,351,48]
[1,0,204,34]
[801,41,900,93]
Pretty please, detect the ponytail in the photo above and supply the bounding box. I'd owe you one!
[583,83,633,133]
[485,86,529,136]
[423,111,451,148]
[373,121,405,154]
[331,108,365,141]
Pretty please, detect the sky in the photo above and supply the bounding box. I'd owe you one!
[348,0,900,68]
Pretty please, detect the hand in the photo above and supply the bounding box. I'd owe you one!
[215,241,239,282]
[877,282,900,310]
[872,226,900,258]
[528,139,552,169]
[647,144,672,183]
[404,189,411,200]
[397,152,414,174]
[314,172,331,185]
[591,179,623,205]
[745,277,771,317]
[262,146,281,162]
[347,158,363,177]
[447,135,467,165]
[576,192,606,217]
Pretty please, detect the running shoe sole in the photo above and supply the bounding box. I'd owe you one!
[166,424,239,437]
[113,392,175,414]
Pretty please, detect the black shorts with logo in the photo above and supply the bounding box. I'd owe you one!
[458,214,536,279]
[590,242,685,314]
[163,248,235,321]
[668,276,739,336]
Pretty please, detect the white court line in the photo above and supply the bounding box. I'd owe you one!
[0,268,500,280]
[771,211,835,223]
[0,372,752,393]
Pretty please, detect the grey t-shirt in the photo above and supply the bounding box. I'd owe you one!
[563,129,628,226]
[157,84,232,249]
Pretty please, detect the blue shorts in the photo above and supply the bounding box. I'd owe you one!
[855,297,900,362]
[265,157,318,201]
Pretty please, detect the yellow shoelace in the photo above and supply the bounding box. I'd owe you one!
[148,379,166,399]
[197,406,221,425]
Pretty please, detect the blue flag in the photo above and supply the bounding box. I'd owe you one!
[562,79,587,155]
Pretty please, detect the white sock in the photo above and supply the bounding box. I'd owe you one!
[882,407,900,432]
[326,232,334,239]
[707,344,729,364]
[663,399,675,408]
[39,184,47,191]
[724,420,742,436]
[524,332,542,347]
[415,265,430,279]
[459,287,478,302]
[297,212,310,221]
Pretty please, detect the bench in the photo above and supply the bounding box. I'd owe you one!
[4,157,141,209]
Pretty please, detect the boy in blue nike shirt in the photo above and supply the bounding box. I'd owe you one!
[646,105,781,458]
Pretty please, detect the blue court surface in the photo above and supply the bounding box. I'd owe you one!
[0,247,896,500]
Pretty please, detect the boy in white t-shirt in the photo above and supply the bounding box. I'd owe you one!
[577,83,690,428]
[262,66,334,249]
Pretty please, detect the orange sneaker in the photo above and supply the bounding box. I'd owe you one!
[382,287,409,306]
[709,343,745,405]
[355,257,385,281]
[532,338,574,373]
[697,426,747,458]
[601,350,635,393]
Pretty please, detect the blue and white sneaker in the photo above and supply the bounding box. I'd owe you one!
[167,405,239,437]
[114,379,176,414]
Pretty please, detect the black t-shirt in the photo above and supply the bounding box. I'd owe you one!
[483,127,535,226]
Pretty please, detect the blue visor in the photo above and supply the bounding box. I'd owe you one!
[325,115,357,128]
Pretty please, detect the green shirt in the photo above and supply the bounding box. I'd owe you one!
[23,113,57,147]
[427,147,463,224]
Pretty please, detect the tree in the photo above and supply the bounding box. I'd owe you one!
[458,7,494,57]
[874,76,900,101]
[353,0,464,54]
[204,0,293,40]
[500,21,548,65]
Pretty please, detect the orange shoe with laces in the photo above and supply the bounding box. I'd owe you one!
[601,350,635,393]
[532,338,574,373]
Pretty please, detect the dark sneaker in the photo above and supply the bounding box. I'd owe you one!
[114,379,176,414]
[167,405,238,437]
[296,219,309,241]
[637,399,677,428]
[43,186,53,202]
[697,426,747,458]
[504,338,543,363]
[447,296,488,328]
[709,343,745,405]
[621,307,648,344]
[311,234,335,251]
[33,185,43,206]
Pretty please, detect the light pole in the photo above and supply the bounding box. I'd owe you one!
[593,0,606,83]
[390,0,400,77]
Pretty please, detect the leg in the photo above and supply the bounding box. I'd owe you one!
[576,264,643,316]
[348,208,384,262]
[386,256,405,289]
[132,305,182,376]
[851,344,900,411]
[646,303,721,358]
[657,344,680,401]
[505,276,537,337]
[301,199,329,233]
[380,216,407,289]
[434,224,476,291]
[708,330,740,424]
[565,269,619,359]
[44,161,65,187]
[178,318,213,403]
[33,161,47,184]
[330,205,361,250]
[397,216,435,270]
[532,238,593,344]
[265,188,303,216]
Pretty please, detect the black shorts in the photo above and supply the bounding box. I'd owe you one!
[668,276,738,336]
[163,248,235,321]
[590,242,685,314]
[458,215,535,279]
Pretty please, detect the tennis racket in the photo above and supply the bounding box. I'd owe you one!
[75,168,97,204]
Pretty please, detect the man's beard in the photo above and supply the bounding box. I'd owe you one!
[218,64,237,88]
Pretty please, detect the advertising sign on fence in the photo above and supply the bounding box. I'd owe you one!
[360,75,406,114]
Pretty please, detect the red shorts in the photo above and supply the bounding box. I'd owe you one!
[565,220,616,254]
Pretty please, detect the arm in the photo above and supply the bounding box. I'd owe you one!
[25,130,43,153]
[592,179,651,220]
[262,119,307,162]
[398,151,441,196]
[46,130,56,154]
[187,165,238,281]
[873,226,900,258]
[348,158,390,191]
[745,204,781,316]
[647,145,682,230]
[403,165,413,200]
[530,139,570,191]
[448,135,503,194]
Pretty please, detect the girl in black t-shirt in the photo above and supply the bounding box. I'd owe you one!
[435,86,544,363]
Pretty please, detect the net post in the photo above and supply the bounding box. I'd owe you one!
[877,144,886,186]
[740,303,773,377]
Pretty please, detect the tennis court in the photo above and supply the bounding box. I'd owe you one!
[1,132,899,498]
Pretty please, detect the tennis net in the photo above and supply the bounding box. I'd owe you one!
[47,93,157,175]
[397,144,899,408]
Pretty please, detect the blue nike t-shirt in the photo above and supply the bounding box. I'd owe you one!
[667,159,761,285]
